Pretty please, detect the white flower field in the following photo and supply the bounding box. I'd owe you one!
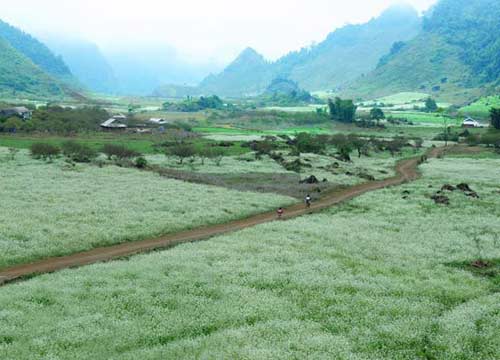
[0,149,295,269]
[0,155,498,359]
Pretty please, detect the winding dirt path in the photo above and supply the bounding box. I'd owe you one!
[0,147,445,286]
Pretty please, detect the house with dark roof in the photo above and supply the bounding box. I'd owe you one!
[0,107,32,120]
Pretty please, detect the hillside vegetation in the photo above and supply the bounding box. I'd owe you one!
[199,48,273,97]
[347,0,500,103]
[0,20,74,83]
[0,38,65,98]
[170,4,421,98]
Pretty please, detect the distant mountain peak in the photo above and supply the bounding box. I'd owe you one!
[377,3,419,23]
[234,47,266,64]
[197,3,421,97]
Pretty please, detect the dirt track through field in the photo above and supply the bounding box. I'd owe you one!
[0,147,445,286]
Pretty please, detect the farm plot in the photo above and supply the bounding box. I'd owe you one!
[145,146,422,199]
[0,155,498,359]
[147,149,412,190]
[0,148,294,269]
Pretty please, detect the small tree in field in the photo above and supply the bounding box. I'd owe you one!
[2,117,24,132]
[370,107,385,123]
[330,134,353,162]
[169,144,196,164]
[205,147,225,166]
[425,97,438,113]
[30,143,60,161]
[348,135,369,158]
[62,141,98,163]
[490,107,500,130]
[102,144,140,160]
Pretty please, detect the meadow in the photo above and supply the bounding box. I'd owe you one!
[0,148,294,269]
[147,146,422,192]
[0,154,498,359]
[0,134,160,154]
[385,111,461,126]
[460,95,500,119]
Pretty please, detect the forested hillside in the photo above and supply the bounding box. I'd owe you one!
[0,37,65,98]
[273,4,421,91]
[346,0,500,103]
[0,20,74,83]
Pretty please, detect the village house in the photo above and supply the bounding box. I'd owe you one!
[149,118,168,125]
[100,114,128,131]
[462,117,481,128]
[0,106,32,120]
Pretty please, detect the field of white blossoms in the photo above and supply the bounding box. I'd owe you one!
[0,154,498,359]
[0,148,294,269]
[147,149,414,185]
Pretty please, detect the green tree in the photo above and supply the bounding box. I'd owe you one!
[168,144,196,164]
[330,134,354,162]
[490,107,500,130]
[348,135,369,158]
[425,97,438,113]
[370,107,385,122]
[62,141,98,163]
[2,117,23,131]
[295,133,325,154]
[203,147,225,166]
[328,97,357,123]
[102,144,140,160]
[30,143,60,161]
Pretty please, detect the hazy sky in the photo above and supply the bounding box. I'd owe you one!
[1,0,437,65]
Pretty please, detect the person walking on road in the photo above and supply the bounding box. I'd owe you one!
[277,207,284,219]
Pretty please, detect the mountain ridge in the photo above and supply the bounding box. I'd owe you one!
[190,4,422,97]
[345,0,500,103]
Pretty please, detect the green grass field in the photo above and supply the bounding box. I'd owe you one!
[193,126,333,136]
[0,133,251,157]
[0,148,294,269]
[0,134,159,154]
[0,155,498,359]
[460,95,500,119]
[376,92,429,104]
[386,111,462,126]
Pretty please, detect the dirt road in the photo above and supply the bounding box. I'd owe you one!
[0,147,444,286]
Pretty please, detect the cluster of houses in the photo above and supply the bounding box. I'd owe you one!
[100,115,169,132]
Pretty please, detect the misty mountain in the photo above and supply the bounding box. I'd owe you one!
[198,47,274,97]
[274,4,421,91]
[44,37,118,94]
[105,47,222,96]
[0,20,75,85]
[194,4,421,97]
[346,0,500,103]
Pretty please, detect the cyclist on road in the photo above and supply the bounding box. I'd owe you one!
[305,194,312,208]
